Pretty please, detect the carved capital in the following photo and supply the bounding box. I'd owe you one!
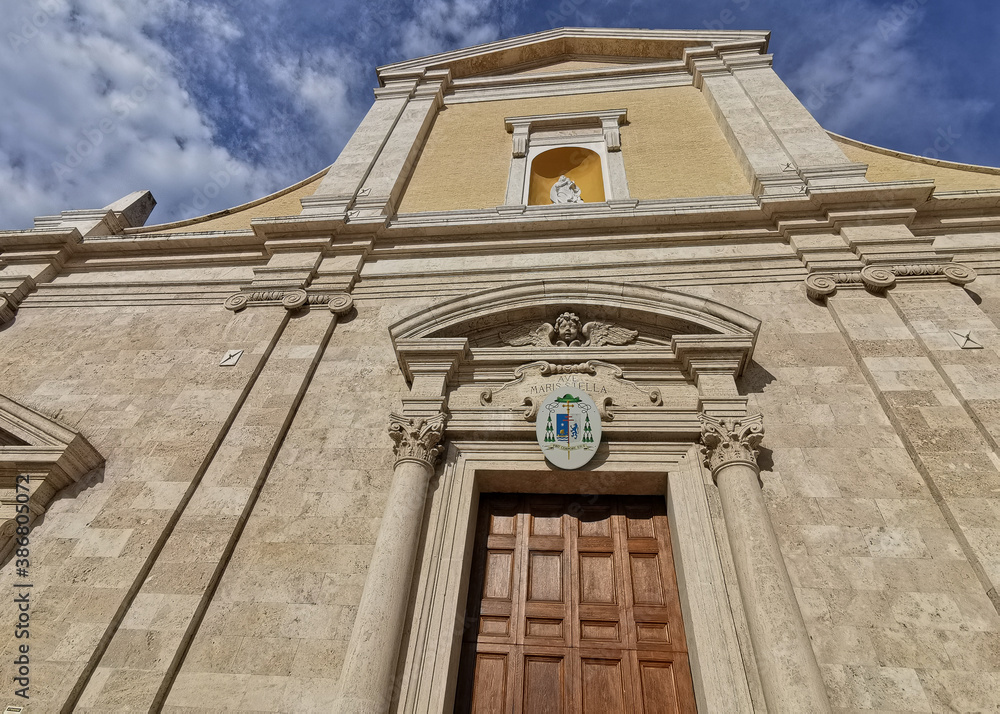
[805,262,977,300]
[700,413,764,477]
[388,412,446,467]
[224,289,355,313]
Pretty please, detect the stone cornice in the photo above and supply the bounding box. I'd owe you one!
[805,262,976,300]
[388,412,447,467]
[700,412,764,478]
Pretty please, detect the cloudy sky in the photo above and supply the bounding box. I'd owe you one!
[1,0,998,229]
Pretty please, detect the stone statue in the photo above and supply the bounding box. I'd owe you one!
[550,175,583,204]
[501,312,638,347]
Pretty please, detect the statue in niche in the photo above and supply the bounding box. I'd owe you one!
[501,312,638,348]
[550,175,583,204]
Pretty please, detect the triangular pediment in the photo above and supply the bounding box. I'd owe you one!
[377,27,770,81]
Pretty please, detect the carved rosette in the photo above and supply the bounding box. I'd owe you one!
[388,413,447,467]
[700,413,765,478]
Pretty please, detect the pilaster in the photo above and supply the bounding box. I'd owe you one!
[349,70,451,224]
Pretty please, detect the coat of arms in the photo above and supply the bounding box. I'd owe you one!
[500,311,638,348]
[535,387,601,469]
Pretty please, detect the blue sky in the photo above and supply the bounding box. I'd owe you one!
[1,0,998,228]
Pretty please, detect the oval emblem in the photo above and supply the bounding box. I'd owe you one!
[535,387,602,469]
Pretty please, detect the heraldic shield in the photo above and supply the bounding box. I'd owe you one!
[535,387,602,469]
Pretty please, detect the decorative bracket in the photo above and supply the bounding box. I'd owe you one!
[0,276,36,326]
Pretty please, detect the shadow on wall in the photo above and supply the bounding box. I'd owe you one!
[738,362,776,396]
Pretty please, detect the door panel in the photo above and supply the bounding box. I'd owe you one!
[457,495,696,714]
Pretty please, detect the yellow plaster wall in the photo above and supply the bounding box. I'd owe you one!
[397,86,751,213]
[833,135,1000,192]
[136,170,327,235]
[506,59,639,76]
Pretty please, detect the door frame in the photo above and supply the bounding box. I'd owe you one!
[395,439,755,713]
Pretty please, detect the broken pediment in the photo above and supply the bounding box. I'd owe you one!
[0,394,104,558]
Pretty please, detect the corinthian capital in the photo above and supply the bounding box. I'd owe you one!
[700,412,764,476]
[388,413,447,466]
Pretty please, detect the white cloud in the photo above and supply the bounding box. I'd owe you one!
[400,0,502,59]
[779,0,994,157]
[0,0,270,228]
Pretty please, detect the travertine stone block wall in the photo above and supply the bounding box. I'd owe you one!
[0,303,284,711]
[162,299,429,712]
[3,268,1000,713]
[688,281,1000,713]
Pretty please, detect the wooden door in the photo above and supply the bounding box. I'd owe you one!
[456,494,697,713]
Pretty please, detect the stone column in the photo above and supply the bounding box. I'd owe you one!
[335,412,446,714]
[701,413,832,714]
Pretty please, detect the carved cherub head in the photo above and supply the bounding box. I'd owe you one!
[554,312,582,345]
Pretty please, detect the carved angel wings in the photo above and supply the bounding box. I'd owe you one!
[500,321,638,347]
[501,323,556,347]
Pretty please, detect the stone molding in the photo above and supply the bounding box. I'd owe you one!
[223,289,354,314]
[389,280,761,345]
[0,276,37,326]
[0,394,104,558]
[804,262,977,300]
[388,412,447,467]
[505,109,627,157]
[700,412,764,478]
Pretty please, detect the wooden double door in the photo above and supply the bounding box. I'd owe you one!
[456,494,696,713]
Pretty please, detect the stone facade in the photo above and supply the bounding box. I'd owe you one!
[1,26,1000,713]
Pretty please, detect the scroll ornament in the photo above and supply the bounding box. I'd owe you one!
[501,312,638,348]
[700,413,765,475]
[388,413,447,466]
[224,289,354,315]
[805,263,976,300]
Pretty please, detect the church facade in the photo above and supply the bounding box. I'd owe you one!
[2,27,1000,712]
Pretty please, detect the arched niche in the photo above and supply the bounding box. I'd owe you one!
[528,146,606,204]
